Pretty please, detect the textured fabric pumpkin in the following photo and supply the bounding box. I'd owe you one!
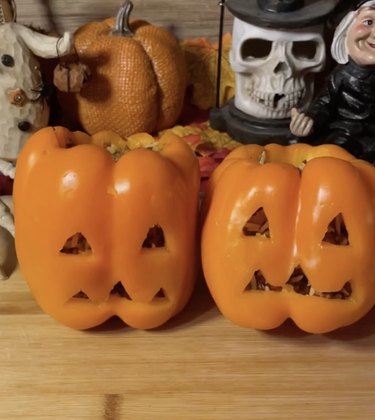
[201,143,375,333]
[13,126,200,329]
[58,1,186,138]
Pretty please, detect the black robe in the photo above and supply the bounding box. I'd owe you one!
[304,58,375,162]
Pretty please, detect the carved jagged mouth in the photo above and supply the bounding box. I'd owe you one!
[248,89,304,111]
[245,267,352,300]
[71,282,167,302]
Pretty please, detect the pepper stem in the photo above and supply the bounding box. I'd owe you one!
[112,0,134,37]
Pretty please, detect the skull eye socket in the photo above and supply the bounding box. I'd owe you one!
[243,207,270,238]
[142,225,165,248]
[291,40,318,60]
[322,213,349,246]
[241,39,273,60]
[60,232,92,254]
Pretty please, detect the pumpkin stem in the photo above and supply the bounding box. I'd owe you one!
[112,0,134,37]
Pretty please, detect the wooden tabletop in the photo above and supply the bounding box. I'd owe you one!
[1,268,375,419]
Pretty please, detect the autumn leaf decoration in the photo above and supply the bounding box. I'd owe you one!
[181,33,234,110]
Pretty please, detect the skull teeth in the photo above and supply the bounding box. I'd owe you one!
[249,89,304,111]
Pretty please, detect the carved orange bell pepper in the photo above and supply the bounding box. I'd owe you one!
[202,143,375,333]
[14,127,200,329]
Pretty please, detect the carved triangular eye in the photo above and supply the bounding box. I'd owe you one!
[322,213,349,246]
[60,232,92,254]
[142,225,165,248]
[242,208,270,238]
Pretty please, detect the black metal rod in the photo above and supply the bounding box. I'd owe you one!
[215,0,226,109]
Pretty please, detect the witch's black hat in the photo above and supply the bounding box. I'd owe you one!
[355,0,374,9]
[226,0,343,28]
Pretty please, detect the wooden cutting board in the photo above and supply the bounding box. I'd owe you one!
[1,268,375,419]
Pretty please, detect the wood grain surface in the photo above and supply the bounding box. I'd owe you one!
[15,0,233,40]
[1,268,375,419]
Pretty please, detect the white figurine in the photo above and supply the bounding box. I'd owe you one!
[0,0,73,279]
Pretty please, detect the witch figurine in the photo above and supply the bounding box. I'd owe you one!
[290,0,375,163]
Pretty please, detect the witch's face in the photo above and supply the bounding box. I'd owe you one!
[347,7,375,66]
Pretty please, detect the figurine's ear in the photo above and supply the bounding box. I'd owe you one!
[11,22,73,58]
[0,0,16,23]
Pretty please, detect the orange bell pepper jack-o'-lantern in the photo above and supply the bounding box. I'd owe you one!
[13,127,200,329]
[201,143,375,334]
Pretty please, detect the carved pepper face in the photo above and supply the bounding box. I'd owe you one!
[14,127,200,329]
[202,143,375,333]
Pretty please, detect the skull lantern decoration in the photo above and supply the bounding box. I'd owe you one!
[210,0,343,143]
[13,127,200,329]
[202,143,375,333]
[231,20,326,119]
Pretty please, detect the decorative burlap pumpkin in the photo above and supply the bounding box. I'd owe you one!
[58,1,187,137]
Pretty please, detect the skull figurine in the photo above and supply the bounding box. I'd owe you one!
[230,18,326,119]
